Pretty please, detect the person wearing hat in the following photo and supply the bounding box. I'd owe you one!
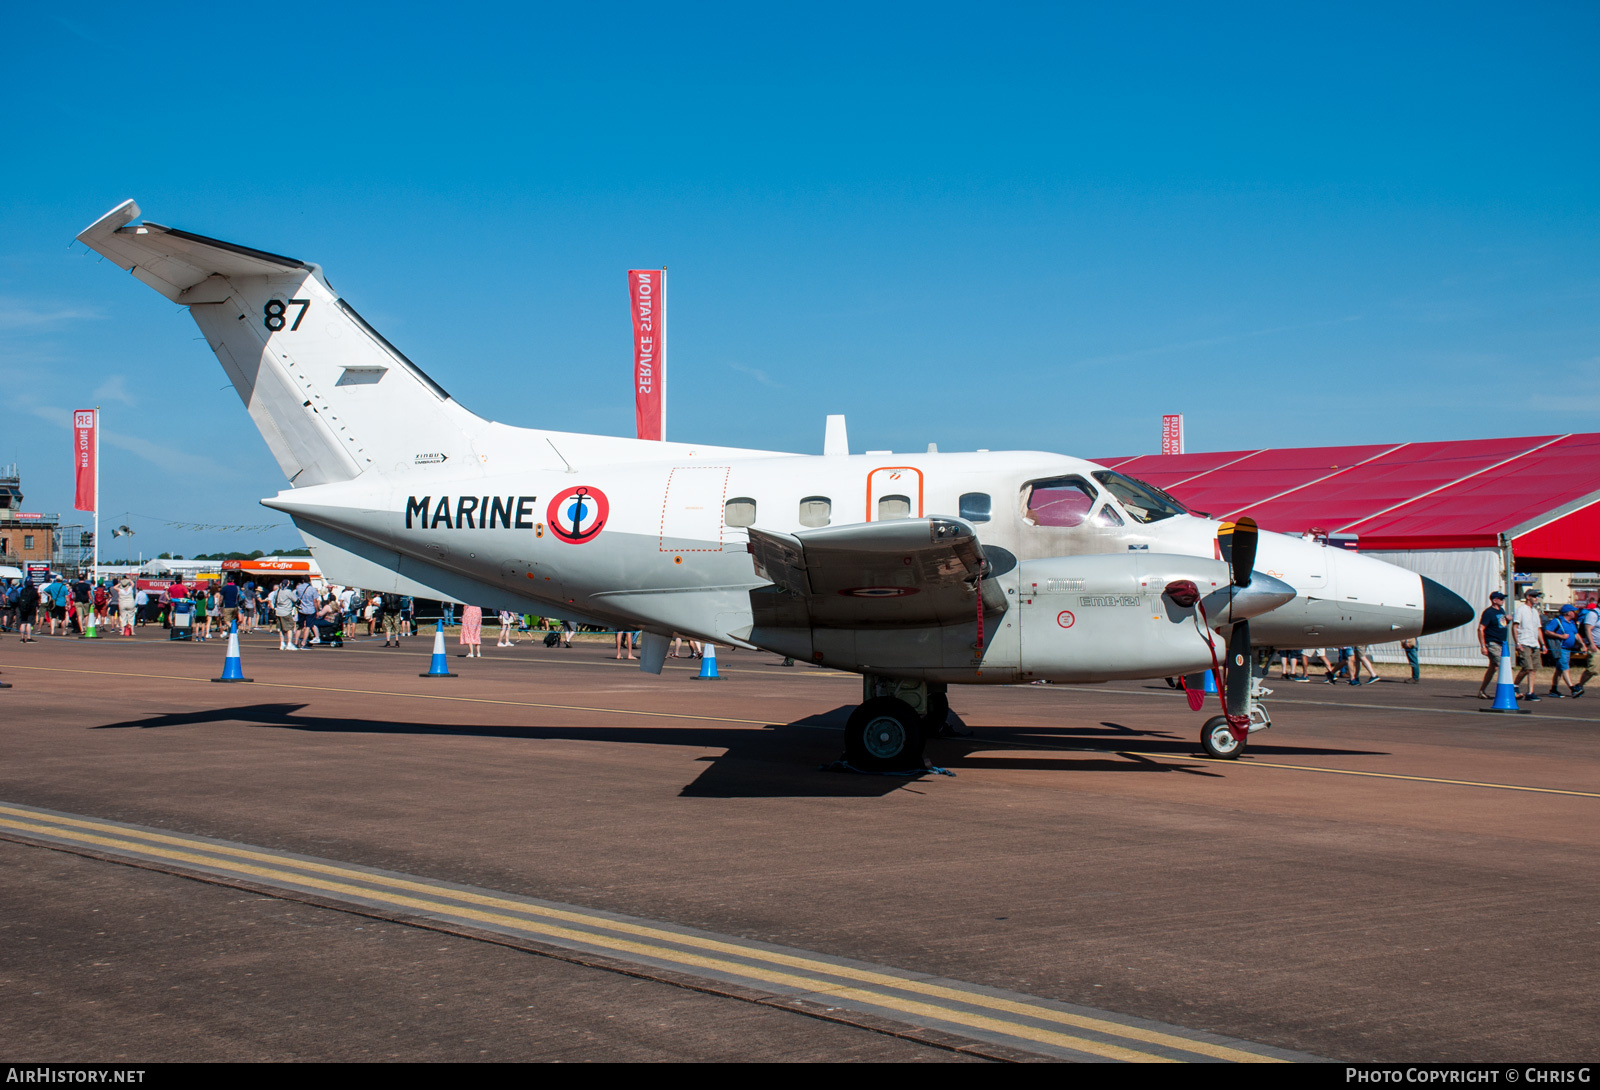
[1577,601,1600,693]
[1512,589,1547,701]
[1543,605,1584,698]
[1477,590,1511,700]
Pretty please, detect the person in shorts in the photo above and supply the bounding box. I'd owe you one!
[1477,591,1510,699]
[194,587,213,640]
[1544,605,1583,698]
[295,579,318,649]
[17,578,40,642]
[1513,589,1547,700]
[1348,645,1380,685]
[272,580,299,650]
[379,593,402,647]
[43,576,70,635]
[1576,601,1600,693]
[217,577,240,635]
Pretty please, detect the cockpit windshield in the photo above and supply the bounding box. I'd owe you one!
[1090,470,1188,524]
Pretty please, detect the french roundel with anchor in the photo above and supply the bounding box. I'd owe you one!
[546,486,610,544]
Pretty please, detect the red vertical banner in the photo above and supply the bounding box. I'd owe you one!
[73,408,96,512]
[1161,414,1184,455]
[629,269,664,441]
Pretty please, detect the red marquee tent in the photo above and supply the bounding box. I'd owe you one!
[1098,433,1600,571]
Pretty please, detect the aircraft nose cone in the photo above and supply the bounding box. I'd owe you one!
[1420,576,1474,636]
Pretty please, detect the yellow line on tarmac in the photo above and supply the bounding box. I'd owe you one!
[1180,757,1600,799]
[0,810,1277,1062]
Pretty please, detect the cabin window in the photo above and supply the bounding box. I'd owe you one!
[1092,503,1124,527]
[724,498,757,527]
[1019,477,1097,528]
[799,496,831,527]
[878,494,912,520]
[959,493,992,522]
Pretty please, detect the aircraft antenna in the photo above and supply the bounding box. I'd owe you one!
[546,438,576,474]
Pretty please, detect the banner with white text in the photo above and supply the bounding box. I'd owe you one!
[1161,414,1184,455]
[73,408,96,512]
[629,270,665,441]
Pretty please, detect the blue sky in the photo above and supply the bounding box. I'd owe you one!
[3,3,1597,556]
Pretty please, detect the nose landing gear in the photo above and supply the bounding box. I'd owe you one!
[1199,674,1273,759]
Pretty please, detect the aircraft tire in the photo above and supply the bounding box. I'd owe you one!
[1201,715,1247,759]
[922,691,952,736]
[845,698,926,771]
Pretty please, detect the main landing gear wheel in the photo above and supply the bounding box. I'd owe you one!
[922,691,953,737]
[845,697,926,771]
[1201,715,1247,759]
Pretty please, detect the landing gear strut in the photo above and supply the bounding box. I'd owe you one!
[1199,669,1273,759]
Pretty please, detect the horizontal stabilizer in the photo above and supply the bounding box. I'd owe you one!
[78,200,311,302]
[76,199,487,492]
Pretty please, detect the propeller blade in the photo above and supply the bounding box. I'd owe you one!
[1225,621,1252,718]
[1218,516,1259,588]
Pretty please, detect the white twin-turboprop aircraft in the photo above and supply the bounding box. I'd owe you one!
[78,201,1474,768]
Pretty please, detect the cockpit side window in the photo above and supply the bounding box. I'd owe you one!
[1090,470,1186,525]
[1020,476,1098,528]
[1092,503,1124,527]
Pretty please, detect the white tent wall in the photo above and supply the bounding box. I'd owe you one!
[1365,548,1500,666]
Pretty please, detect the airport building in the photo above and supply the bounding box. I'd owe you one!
[0,464,60,568]
[1098,433,1600,665]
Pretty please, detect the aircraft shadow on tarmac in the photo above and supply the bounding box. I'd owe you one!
[93,703,1385,799]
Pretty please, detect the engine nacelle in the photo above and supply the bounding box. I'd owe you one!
[1015,553,1293,683]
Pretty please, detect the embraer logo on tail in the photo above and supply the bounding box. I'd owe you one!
[405,496,538,530]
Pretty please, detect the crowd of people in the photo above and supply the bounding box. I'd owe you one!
[0,571,614,658]
[5,571,1595,700]
[1478,588,1596,701]
[1260,589,1597,698]
[1274,643,1394,685]
[0,572,424,648]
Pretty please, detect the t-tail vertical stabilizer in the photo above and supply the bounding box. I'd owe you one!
[77,200,488,488]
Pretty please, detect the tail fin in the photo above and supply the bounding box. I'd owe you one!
[78,200,485,487]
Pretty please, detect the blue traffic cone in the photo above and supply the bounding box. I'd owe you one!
[693,642,722,680]
[420,620,458,678]
[210,620,253,683]
[1481,643,1528,714]
[1203,668,1217,693]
